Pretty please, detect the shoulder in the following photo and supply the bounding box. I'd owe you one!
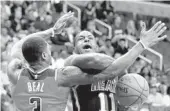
[7,58,25,85]
[9,68,24,85]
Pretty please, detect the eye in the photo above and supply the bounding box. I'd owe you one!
[89,37,93,40]
[78,36,84,41]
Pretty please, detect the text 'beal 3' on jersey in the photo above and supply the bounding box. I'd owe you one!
[11,68,70,111]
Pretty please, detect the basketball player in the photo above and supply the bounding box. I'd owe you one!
[10,11,167,111]
[64,21,167,111]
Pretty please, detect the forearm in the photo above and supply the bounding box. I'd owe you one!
[11,28,53,59]
[101,42,145,77]
[65,53,114,70]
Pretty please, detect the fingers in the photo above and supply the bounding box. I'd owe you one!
[58,11,74,23]
[62,12,74,22]
[62,11,74,20]
[150,21,162,31]
[60,22,66,29]
[157,26,167,36]
[155,22,166,32]
[151,21,167,36]
[157,35,167,42]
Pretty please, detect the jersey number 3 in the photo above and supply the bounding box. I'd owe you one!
[29,97,42,111]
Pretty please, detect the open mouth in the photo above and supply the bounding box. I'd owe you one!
[83,44,92,49]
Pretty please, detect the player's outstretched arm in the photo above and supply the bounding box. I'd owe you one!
[57,66,116,87]
[100,21,167,77]
[64,53,114,70]
[11,12,74,60]
[7,58,24,85]
[65,21,167,77]
[58,21,167,87]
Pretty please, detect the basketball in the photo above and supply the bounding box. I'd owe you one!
[116,74,149,107]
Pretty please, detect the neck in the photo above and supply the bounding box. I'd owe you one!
[29,62,49,72]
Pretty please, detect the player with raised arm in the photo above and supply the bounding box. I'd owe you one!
[8,12,117,111]
[64,21,167,111]
[9,11,167,111]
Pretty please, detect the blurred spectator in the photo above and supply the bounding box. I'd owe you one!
[86,20,96,33]
[27,23,37,34]
[101,1,114,20]
[125,20,137,37]
[141,66,151,77]
[159,83,170,107]
[147,85,163,106]
[150,77,158,86]
[53,1,63,13]
[139,59,148,70]
[84,2,96,20]
[114,52,122,59]
[114,38,128,55]
[98,38,114,56]
[106,11,115,25]
[1,27,12,51]
[105,38,115,56]
[25,2,39,21]
[149,17,157,29]
[95,2,105,20]
[1,1,11,21]
[112,15,124,36]
[82,2,96,29]
[34,13,53,31]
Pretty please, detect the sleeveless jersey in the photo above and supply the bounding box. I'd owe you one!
[11,68,70,111]
[72,77,118,111]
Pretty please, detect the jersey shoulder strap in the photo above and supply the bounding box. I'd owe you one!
[17,68,24,80]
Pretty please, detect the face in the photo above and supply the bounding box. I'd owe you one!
[118,39,126,48]
[105,40,111,46]
[74,31,98,54]
[160,84,167,94]
[45,15,52,24]
[115,16,121,26]
[150,77,157,86]
[87,3,92,9]
[150,87,157,94]
[143,67,149,75]
[87,20,95,31]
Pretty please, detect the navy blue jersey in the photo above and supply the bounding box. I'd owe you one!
[72,78,118,111]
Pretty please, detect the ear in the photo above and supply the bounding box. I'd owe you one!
[42,52,47,60]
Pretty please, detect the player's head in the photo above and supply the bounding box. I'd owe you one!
[74,30,98,54]
[22,37,52,66]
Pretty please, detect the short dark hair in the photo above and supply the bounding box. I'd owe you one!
[22,37,47,63]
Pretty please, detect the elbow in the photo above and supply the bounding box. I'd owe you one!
[90,57,99,65]
[89,53,102,65]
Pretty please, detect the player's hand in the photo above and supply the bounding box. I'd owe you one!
[12,58,24,69]
[53,11,74,35]
[140,21,167,48]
